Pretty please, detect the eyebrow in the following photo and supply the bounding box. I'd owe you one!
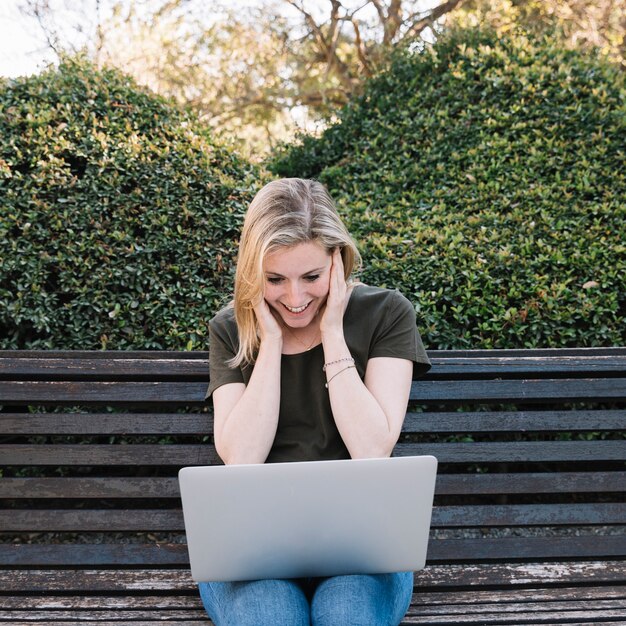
[265,266,326,278]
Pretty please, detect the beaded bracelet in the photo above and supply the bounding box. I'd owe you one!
[324,364,356,389]
[322,356,355,372]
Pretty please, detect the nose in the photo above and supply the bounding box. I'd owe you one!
[286,281,303,305]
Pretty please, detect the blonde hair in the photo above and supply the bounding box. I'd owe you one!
[229,178,361,368]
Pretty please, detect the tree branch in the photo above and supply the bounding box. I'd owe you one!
[401,0,467,42]
[283,0,357,93]
[347,16,373,77]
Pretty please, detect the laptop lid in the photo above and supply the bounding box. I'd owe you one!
[179,455,437,582]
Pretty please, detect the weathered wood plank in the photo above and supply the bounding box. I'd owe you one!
[404,598,626,616]
[3,377,626,406]
[403,410,626,432]
[0,413,213,435]
[0,347,626,378]
[401,610,626,624]
[0,613,206,626]
[432,503,626,527]
[394,441,626,462]
[0,444,219,465]
[2,503,624,532]
[2,440,624,465]
[4,586,623,610]
[0,543,190,566]
[2,535,625,567]
[2,472,624,499]
[2,409,625,436]
[0,595,203,610]
[2,348,626,380]
[0,610,208,622]
[434,472,626,495]
[408,586,626,606]
[0,355,208,381]
[409,378,626,403]
[8,605,624,624]
[0,477,182,498]
[1,562,623,592]
[424,353,626,378]
[427,535,626,561]
[0,381,208,405]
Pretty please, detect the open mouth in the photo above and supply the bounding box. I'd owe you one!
[282,302,311,314]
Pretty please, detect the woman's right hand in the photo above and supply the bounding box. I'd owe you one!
[253,299,283,345]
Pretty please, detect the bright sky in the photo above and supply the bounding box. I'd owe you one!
[0,1,54,77]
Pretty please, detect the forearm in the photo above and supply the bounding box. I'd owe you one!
[322,333,397,459]
[215,339,282,465]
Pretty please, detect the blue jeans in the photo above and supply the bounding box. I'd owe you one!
[198,572,413,625]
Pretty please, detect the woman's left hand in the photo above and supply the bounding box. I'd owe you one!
[320,248,349,338]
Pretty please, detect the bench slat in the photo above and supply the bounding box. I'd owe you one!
[409,585,626,606]
[2,536,625,566]
[3,348,626,380]
[2,440,624,465]
[0,612,205,626]
[429,535,626,560]
[2,586,625,609]
[3,409,624,435]
[402,610,626,624]
[0,595,202,609]
[2,472,623,499]
[0,610,207,622]
[0,413,212,435]
[409,378,626,402]
[3,377,626,405]
[395,440,626,462]
[0,381,208,405]
[403,410,626,432]
[434,471,626,494]
[0,355,208,381]
[0,562,623,592]
[2,504,624,531]
[434,503,626,526]
[0,477,182,498]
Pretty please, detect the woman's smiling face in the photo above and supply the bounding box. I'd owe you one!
[263,241,332,328]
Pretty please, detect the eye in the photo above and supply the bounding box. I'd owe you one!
[304,274,320,282]
[266,276,283,285]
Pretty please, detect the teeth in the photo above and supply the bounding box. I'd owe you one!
[285,303,309,313]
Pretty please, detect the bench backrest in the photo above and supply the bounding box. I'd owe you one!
[1,348,625,575]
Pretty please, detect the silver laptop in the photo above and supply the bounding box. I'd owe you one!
[179,455,437,582]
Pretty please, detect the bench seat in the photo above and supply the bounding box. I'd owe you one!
[1,348,625,624]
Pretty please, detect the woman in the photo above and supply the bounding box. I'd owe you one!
[201,178,431,625]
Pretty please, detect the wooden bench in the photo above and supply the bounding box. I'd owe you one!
[1,348,625,625]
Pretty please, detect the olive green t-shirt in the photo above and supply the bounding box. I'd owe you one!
[207,285,431,463]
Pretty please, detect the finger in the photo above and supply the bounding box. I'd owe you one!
[333,249,346,292]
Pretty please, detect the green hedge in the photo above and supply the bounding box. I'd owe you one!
[0,58,263,349]
[270,28,626,349]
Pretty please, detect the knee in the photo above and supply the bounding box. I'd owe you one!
[311,573,413,626]
[312,575,378,626]
[233,579,309,626]
[201,579,310,626]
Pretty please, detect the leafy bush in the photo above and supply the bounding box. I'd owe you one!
[0,57,263,349]
[270,27,626,349]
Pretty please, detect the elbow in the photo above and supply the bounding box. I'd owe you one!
[215,441,268,466]
[348,435,398,460]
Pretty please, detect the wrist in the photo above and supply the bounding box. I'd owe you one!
[258,334,283,353]
[321,328,345,344]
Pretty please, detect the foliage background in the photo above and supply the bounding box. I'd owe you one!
[1,21,624,351]
[271,27,626,349]
[0,58,262,349]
